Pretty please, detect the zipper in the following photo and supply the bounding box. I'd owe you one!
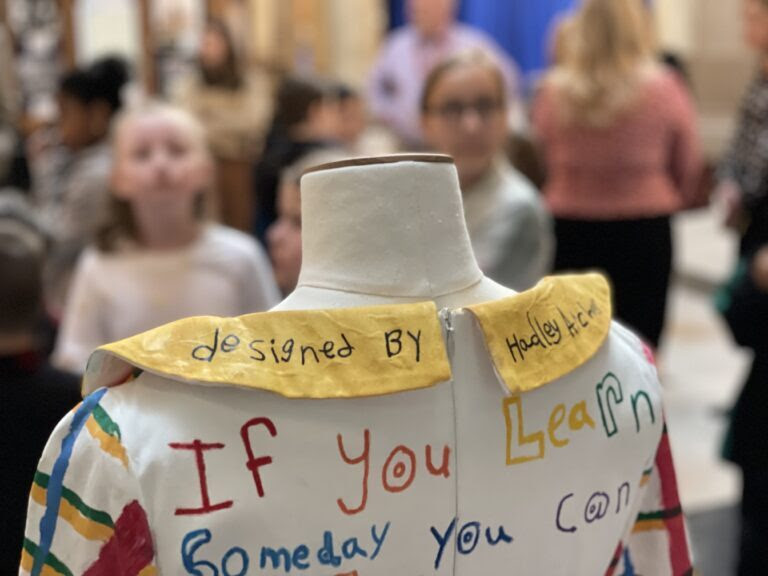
[439,307,455,359]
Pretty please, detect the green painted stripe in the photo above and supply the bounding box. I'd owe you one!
[642,467,654,476]
[636,506,682,522]
[60,485,114,528]
[92,404,121,441]
[34,470,50,488]
[33,471,114,528]
[23,539,74,576]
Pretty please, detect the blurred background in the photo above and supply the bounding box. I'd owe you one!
[0,1,762,573]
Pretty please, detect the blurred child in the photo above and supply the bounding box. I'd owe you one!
[332,84,367,149]
[0,192,80,575]
[33,56,130,318]
[175,18,272,161]
[421,51,553,290]
[253,75,340,243]
[53,103,280,373]
[267,147,349,295]
[329,82,398,156]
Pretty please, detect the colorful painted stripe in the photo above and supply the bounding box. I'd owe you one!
[639,466,654,487]
[603,542,623,576]
[641,341,657,366]
[22,539,73,576]
[83,500,155,576]
[85,404,129,468]
[655,424,693,575]
[31,471,114,541]
[92,405,121,440]
[32,387,108,576]
[633,506,684,531]
[622,548,636,575]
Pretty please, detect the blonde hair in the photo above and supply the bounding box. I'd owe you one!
[549,0,656,127]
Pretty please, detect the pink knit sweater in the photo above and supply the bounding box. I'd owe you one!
[533,67,702,220]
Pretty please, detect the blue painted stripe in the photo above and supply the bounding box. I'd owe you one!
[32,388,108,576]
[622,547,636,576]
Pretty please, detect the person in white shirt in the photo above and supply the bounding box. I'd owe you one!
[53,102,280,373]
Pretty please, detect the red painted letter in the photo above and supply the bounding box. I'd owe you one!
[382,445,416,493]
[336,429,370,515]
[169,440,233,515]
[425,445,451,478]
[240,417,278,498]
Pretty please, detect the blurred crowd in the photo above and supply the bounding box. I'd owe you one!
[3,0,768,573]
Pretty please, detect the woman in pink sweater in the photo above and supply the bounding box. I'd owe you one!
[533,0,702,348]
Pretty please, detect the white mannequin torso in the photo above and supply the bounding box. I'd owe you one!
[21,156,687,576]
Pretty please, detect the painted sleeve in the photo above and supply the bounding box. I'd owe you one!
[20,388,157,576]
[607,421,693,576]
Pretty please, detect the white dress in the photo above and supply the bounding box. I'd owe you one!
[24,275,689,575]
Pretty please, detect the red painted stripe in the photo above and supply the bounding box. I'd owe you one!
[655,428,692,575]
[84,500,154,576]
[604,541,623,576]
[641,342,657,366]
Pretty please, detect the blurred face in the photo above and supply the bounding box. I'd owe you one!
[408,0,456,38]
[112,113,211,212]
[267,179,302,295]
[744,0,768,52]
[306,98,343,141]
[57,94,93,150]
[336,96,366,144]
[421,65,507,187]
[200,26,229,69]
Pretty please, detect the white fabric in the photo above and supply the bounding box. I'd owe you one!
[462,158,554,291]
[53,224,280,373]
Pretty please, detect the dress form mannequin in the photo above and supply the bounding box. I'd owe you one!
[21,156,690,575]
[277,155,512,311]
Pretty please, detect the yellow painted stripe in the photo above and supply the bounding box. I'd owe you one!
[633,519,666,533]
[138,565,158,576]
[30,482,46,507]
[86,416,129,468]
[30,481,114,541]
[20,547,33,572]
[639,473,652,487]
[20,549,67,576]
[58,497,114,541]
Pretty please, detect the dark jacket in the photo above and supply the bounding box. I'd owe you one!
[0,351,81,573]
[720,209,768,468]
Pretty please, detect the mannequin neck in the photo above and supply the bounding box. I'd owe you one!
[278,155,512,310]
